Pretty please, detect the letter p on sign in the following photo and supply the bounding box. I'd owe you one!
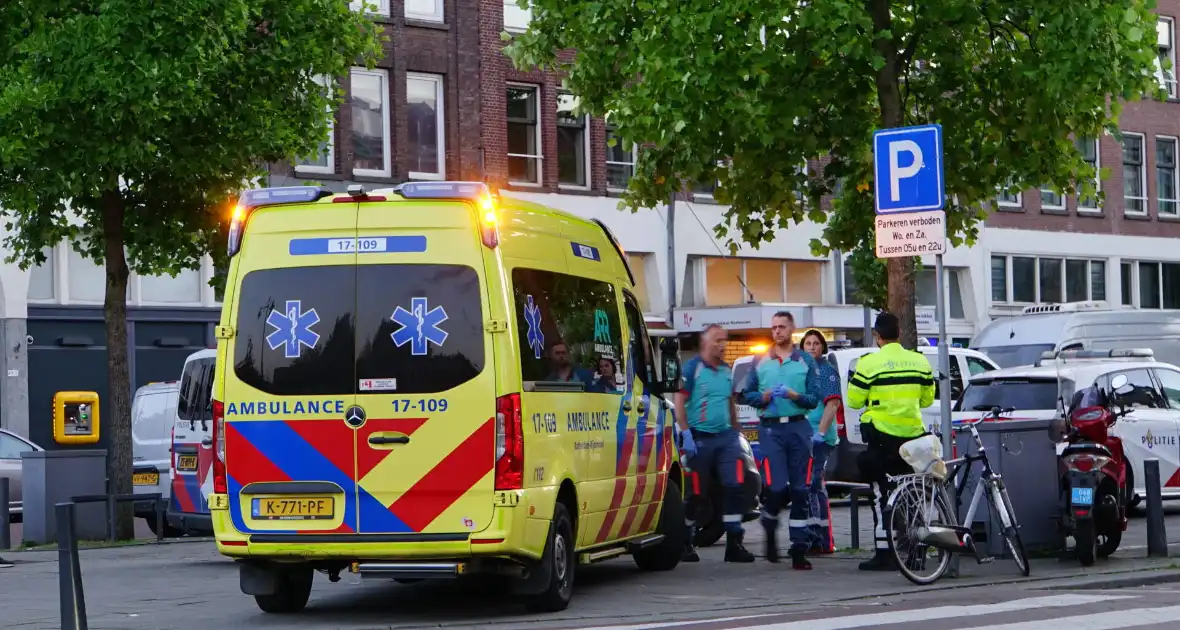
[873,124,945,215]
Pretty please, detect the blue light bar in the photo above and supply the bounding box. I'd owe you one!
[239,186,332,209]
[396,181,489,200]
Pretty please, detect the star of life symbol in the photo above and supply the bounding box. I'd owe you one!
[524,295,544,359]
[265,300,321,359]
[391,297,449,356]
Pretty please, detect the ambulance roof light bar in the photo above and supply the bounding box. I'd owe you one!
[228,186,334,257]
[1038,348,1155,362]
[390,181,491,200]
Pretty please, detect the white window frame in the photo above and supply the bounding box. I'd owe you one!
[349,68,391,179]
[350,0,390,17]
[1157,135,1180,216]
[1039,185,1064,211]
[991,253,1107,305]
[504,0,532,33]
[295,75,336,176]
[1077,137,1102,214]
[690,160,726,203]
[996,187,1022,208]
[405,0,443,22]
[556,92,591,190]
[1159,17,1177,98]
[406,73,446,181]
[1122,131,1148,216]
[506,82,543,186]
[604,125,638,192]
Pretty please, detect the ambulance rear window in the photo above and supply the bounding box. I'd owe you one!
[232,264,485,396]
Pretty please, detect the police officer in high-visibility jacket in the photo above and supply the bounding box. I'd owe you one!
[741,311,830,570]
[847,312,935,571]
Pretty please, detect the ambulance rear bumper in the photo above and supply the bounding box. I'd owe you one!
[351,561,469,579]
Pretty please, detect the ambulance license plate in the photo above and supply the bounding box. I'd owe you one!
[742,429,760,444]
[132,472,159,486]
[176,454,198,471]
[252,497,334,521]
[1071,487,1094,506]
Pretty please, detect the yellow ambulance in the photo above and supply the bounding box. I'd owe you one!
[208,181,686,614]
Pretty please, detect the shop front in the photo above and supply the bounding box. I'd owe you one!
[673,303,870,362]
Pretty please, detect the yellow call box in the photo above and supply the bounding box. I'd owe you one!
[53,391,100,445]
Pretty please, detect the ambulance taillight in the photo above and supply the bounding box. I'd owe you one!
[212,399,227,493]
[494,393,523,490]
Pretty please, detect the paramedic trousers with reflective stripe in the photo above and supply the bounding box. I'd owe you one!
[758,419,812,553]
[685,429,746,535]
[856,424,915,551]
[808,441,834,552]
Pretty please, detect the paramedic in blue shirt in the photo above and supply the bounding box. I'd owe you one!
[801,329,842,554]
[676,324,756,564]
[741,311,830,570]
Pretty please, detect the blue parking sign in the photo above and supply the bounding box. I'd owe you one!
[873,124,945,214]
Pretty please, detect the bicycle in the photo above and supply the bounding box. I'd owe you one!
[885,406,1030,585]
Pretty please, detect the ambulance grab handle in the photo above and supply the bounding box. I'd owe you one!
[369,436,410,445]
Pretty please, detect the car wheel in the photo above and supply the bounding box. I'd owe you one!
[525,503,575,612]
[254,565,314,614]
[634,480,686,571]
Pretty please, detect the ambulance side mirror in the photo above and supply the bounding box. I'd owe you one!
[657,337,682,394]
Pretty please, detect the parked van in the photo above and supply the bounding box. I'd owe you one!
[168,348,216,536]
[210,182,685,614]
[131,381,180,536]
[971,301,1180,368]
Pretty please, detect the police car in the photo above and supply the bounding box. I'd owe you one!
[955,348,1180,510]
[209,182,686,615]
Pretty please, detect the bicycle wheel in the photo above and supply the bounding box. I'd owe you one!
[987,478,1030,577]
[887,477,955,585]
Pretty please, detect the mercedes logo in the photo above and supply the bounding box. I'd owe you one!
[344,405,367,428]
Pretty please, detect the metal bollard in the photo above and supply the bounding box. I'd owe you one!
[56,502,88,630]
[0,477,10,550]
[1145,458,1169,557]
[106,495,117,544]
[849,487,861,549]
[154,498,165,543]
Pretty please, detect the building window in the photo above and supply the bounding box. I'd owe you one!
[28,246,56,301]
[350,68,391,178]
[1159,18,1177,98]
[1122,262,1135,306]
[1123,132,1147,215]
[556,93,589,188]
[406,73,445,180]
[992,254,1106,305]
[504,0,531,32]
[1040,186,1064,210]
[296,75,335,175]
[1158,136,1179,216]
[405,0,443,22]
[1141,262,1162,308]
[915,268,966,319]
[990,255,1007,302]
[506,85,542,185]
[605,125,636,190]
[704,257,743,305]
[744,258,785,303]
[1126,260,1180,309]
[691,177,717,201]
[996,186,1021,208]
[350,0,390,16]
[1077,137,1101,211]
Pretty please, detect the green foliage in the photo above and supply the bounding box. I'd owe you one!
[0,0,382,276]
[509,0,1163,307]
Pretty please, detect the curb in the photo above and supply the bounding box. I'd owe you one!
[6,536,215,554]
[1041,568,1180,590]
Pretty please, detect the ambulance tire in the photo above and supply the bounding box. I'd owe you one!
[254,565,314,614]
[525,503,575,613]
[634,479,687,571]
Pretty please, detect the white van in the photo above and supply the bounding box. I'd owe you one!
[971,301,1180,368]
[131,381,181,536]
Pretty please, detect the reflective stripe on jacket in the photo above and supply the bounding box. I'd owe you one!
[845,343,934,438]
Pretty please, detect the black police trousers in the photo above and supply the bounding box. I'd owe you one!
[855,423,917,551]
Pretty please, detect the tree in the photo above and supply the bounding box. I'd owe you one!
[0,0,381,537]
[508,0,1162,346]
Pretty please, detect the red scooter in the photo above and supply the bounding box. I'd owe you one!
[1051,374,1130,566]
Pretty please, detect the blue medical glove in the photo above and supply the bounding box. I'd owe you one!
[679,428,698,458]
[812,432,827,445]
[771,384,789,399]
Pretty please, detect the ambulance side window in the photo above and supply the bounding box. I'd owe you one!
[622,292,656,387]
[233,266,356,396]
[511,268,624,394]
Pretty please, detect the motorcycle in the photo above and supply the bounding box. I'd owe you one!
[1050,370,1130,566]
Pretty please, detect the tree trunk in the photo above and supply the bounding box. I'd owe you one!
[870,0,919,349]
[101,190,135,540]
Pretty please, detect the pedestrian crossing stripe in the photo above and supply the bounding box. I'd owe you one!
[967,605,1180,630]
[574,594,1136,630]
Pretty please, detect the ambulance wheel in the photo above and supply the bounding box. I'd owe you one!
[254,565,314,614]
[525,503,575,613]
[634,479,686,571]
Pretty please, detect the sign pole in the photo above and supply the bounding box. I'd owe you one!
[934,255,953,459]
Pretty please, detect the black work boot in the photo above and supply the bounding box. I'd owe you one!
[761,519,781,563]
[858,550,897,571]
[682,524,700,562]
[790,548,813,571]
[725,531,756,563]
